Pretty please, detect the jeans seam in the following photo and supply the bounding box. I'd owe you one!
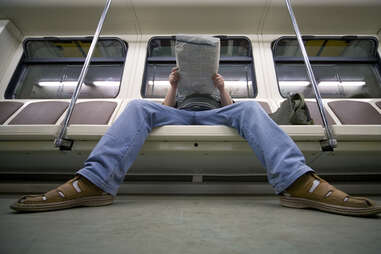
[117,119,146,168]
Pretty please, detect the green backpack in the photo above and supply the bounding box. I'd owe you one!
[269,93,314,125]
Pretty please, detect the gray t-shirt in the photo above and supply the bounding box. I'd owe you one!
[176,94,222,111]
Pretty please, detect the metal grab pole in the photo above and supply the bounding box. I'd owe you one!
[284,0,337,151]
[54,0,112,150]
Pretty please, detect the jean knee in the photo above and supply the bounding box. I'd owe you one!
[125,99,154,112]
[239,101,261,113]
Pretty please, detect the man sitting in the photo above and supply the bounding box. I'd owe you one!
[10,68,381,216]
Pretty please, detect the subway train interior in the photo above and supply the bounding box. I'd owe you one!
[0,0,381,253]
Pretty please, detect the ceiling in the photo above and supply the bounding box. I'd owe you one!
[0,0,380,36]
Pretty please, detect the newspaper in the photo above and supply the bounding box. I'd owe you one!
[175,35,220,99]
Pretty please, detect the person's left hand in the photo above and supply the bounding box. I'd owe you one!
[169,67,180,89]
[212,73,225,91]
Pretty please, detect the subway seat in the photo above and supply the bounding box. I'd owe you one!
[65,100,274,141]
[147,100,325,142]
[65,100,120,140]
[65,99,324,142]
[0,101,24,124]
[0,101,69,140]
[1,98,380,175]
[0,100,119,141]
[0,99,380,142]
[328,100,381,141]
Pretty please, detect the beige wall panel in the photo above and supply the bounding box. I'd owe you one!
[0,1,139,35]
[263,0,381,35]
[0,20,22,92]
[133,5,266,34]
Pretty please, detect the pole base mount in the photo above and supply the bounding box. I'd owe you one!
[54,138,74,151]
[320,139,337,152]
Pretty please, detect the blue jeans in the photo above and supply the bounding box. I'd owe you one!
[78,100,313,196]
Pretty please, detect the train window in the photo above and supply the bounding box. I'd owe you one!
[5,38,128,99]
[142,36,256,98]
[272,37,381,98]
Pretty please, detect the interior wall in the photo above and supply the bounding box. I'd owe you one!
[0,20,23,97]
[262,0,381,35]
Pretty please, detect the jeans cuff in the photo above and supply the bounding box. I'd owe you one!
[273,165,315,194]
[77,168,118,196]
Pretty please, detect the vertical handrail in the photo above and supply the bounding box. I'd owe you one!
[284,0,337,151]
[54,0,112,150]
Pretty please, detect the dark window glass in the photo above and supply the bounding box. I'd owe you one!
[5,38,127,99]
[149,39,175,58]
[220,38,251,57]
[143,36,256,98]
[272,37,381,98]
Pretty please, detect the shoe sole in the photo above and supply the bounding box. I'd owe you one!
[280,196,381,217]
[10,195,114,212]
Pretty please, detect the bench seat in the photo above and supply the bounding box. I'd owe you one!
[332,125,381,141]
[64,125,325,142]
[0,99,379,143]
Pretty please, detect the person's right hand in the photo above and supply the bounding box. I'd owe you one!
[169,67,180,89]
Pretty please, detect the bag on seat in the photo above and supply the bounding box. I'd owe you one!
[269,93,314,125]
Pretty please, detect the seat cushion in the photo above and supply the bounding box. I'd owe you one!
[0,102,24,124]
[328,101,381,125]
[9,101,69,125]
[305,101,335,125]
[69,101,117,125]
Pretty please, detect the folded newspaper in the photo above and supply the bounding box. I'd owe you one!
[175,35,221,99]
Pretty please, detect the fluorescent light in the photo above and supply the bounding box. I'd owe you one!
[225,81,253,87]
[279,81,366,87]
[38,81,119,87]
[147,80,252,87]
[279,81,310,87]
[92,81,119,87]
[38,81,77,87]
[148,81,170,86]
[319,81,365,87]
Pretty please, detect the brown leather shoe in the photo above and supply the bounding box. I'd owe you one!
[10,175,113,212]
[280,172,381,216]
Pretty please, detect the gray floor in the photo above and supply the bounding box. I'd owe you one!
[1,195,381,254]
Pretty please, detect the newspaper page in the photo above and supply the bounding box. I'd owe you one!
[175,35,220,99]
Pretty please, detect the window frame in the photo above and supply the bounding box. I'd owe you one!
[271,36,381,98]
[5,37,128,99]
[141,35,257,98]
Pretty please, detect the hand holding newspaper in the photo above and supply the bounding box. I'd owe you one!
[175,35,221,99]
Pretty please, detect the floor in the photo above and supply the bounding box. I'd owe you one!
[1,195,381,254]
